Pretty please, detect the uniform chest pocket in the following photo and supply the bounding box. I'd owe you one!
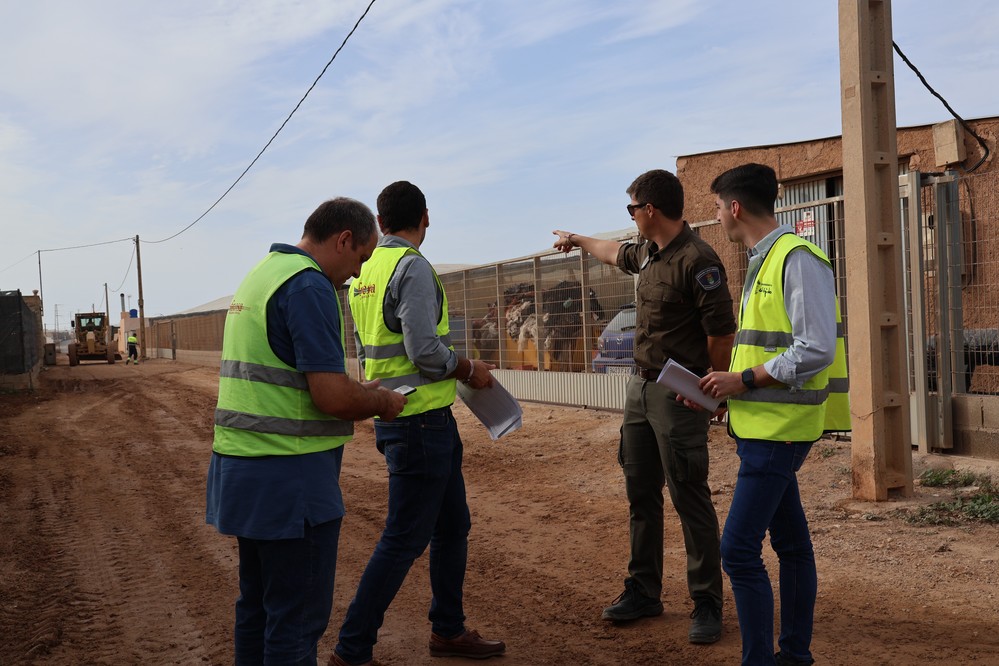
[641,282,688,328]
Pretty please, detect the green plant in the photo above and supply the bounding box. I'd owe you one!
[919,469,982,488]
[898,470,999,525]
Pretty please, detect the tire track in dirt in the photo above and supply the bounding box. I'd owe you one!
[3,363,999,666]
[0,368,230,665]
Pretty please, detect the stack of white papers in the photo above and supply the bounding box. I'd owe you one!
[655,359,721,411]
[456,377,523,440]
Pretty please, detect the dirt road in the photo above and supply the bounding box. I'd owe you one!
[2,361,998,665]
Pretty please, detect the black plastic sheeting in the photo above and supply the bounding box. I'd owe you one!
[1,290,39,375]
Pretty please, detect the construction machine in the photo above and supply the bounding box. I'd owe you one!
[68,312,120,365]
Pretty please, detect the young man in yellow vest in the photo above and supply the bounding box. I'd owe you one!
[693,164,851,666]
[206,197,408,665]
[331,181,505,666]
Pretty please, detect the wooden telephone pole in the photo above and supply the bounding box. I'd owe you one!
[135,235,147,361]
[839,0,913,500]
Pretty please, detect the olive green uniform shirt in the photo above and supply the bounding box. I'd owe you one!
[617,223,736,374]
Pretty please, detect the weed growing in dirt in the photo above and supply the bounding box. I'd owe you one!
[919,469,992,491]
[818,444,837,459]
[902,470,999,526]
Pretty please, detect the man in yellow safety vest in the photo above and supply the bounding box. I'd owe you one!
[693,163,850,666]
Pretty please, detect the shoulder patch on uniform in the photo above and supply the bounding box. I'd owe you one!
[695,266,723,291]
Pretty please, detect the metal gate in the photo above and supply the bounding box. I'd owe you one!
[902,169,999,453]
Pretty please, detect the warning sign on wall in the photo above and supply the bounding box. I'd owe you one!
[795,210,815,238]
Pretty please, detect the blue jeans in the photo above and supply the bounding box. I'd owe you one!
[720,438,816,666]
[336,407,471,664]
[234,518,341,665]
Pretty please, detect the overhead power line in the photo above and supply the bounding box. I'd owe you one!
[148,0,379,244]
[110,242,137,293]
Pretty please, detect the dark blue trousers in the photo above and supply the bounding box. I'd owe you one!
[234,518,341,665]
[335,407,471,664]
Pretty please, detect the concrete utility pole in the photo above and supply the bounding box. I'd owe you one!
[839,0,913,500]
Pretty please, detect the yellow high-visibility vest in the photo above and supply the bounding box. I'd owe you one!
[728,233,851,442]
[213,251,352,456]
[349,246,456,417]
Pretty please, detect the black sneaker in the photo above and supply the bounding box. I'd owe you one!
[688,600,722,644]
[775,651,815,665]
[601,578,664,621]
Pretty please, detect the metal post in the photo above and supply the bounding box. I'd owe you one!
[903,171,932,452]
[943,174,965,394]
[495,265,506,369]
[533,257,545,371]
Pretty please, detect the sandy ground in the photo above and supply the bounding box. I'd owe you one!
[1,359,998,666]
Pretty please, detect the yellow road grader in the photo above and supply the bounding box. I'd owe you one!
[68,312,121,365]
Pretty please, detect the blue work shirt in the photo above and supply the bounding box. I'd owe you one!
[206,243,348,540]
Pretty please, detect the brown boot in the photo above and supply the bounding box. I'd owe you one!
[429,628,506,659]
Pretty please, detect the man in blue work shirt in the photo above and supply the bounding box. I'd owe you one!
[206,197,407,665]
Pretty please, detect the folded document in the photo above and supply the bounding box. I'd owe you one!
[456,377,523,440]
[655,359,721,412]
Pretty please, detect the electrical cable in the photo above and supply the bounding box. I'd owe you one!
[0,250,38,275]
[39,237,135,253]
[893,41,991,173]
[147,0,378,244]
[110,242,137,293]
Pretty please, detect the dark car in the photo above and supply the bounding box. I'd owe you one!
[591,304,636,374]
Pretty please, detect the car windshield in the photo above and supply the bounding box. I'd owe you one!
[604,308,636,333]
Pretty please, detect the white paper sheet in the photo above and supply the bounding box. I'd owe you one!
[655,359,721,411]
[456,377,523,440]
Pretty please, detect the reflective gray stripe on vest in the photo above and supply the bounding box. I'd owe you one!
[735,329,793,348]
[363,334,453,360]
[220,359,309,390]
[375,372,441,390]
[733,377,850,406]
[215,408,353,437]
[736,325,845,348]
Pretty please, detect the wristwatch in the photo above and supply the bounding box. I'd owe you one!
[741,368,756,390]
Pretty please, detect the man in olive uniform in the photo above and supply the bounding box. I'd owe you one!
[553,168,736,644]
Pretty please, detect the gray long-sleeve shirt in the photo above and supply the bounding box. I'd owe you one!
[354,235,458,381]
[742,225,838,389]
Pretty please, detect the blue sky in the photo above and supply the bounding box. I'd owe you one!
[2,0,998,329]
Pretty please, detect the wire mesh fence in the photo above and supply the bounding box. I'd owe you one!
[956,169,999,393]
[144,168,998,404]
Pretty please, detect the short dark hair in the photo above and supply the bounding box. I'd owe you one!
[377,181,427,234]
[626,169,684,220]
[710,163,778,217]
[302,197,377,247]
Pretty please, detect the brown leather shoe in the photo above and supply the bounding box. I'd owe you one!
[429,628,506,659]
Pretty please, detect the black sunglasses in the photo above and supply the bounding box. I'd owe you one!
[627,202,650,217]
